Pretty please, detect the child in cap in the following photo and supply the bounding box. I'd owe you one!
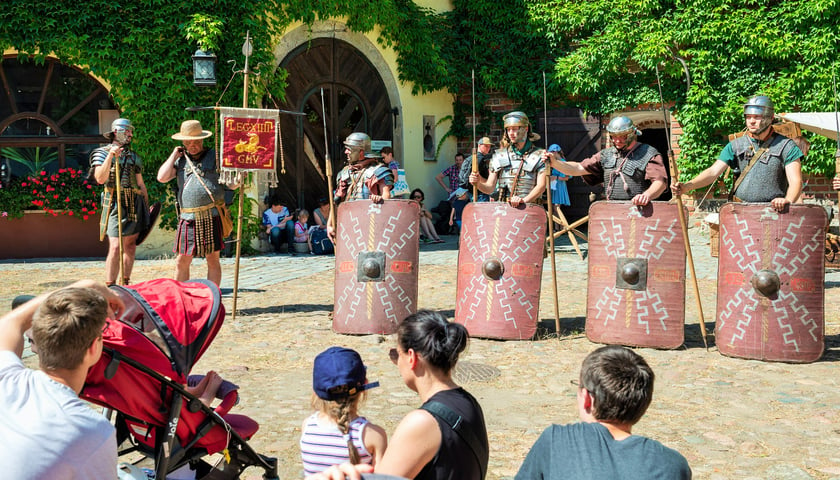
[300,347,388,475]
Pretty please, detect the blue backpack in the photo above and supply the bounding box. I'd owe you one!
[310,228,334,255]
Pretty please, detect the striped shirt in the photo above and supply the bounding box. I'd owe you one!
[300,413,372,475]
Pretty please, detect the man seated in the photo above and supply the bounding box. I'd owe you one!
[0,280,123,479]
[515,345,691,480]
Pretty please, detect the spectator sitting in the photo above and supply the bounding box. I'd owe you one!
[514,345,691,480]
[295,209,312,254]
[262,197,294,253]
[300,347,387,476]
[435,152,466,200]
[410,188,444,244]
[0,280,123,479]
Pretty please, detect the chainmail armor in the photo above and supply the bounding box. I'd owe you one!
[176,149,224,220]
[729,133,796,202]
[601,143,659,200]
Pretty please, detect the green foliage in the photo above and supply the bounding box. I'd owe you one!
[529,0,840,179]
[1,147,58,174]
[0,1,285,252]
[182,14,224,52]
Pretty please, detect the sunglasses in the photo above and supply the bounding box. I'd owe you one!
[102,319,111,335]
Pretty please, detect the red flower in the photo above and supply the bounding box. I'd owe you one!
[83,215,89,220]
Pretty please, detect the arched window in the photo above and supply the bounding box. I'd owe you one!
[0,56,116,179]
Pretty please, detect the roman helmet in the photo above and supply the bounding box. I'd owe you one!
[744,95,774,135]
[106,118,134,146]
[606,116,641,148]
[344,132,372,164]
[503,111,538,144]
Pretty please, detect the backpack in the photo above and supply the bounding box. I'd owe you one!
[310,227,334,255]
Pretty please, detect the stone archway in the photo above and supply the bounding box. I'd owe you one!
[269,28,398,212]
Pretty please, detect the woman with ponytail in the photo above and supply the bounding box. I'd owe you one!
[300,347,387,476]
[377,310,489,480]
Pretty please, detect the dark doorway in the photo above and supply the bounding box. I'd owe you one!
[272,38,393,213]
[540,109,602,221]
[637,127,672,202]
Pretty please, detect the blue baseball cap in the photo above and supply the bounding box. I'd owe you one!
[313,347,379,400]
[548,144,562,153]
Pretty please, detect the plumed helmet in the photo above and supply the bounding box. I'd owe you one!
[503,111,530,128]
[343,132,371,152]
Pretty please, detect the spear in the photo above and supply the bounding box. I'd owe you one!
[656,64,708,349]
[833,71,840,208]
[471,70,478,200]
[321,87,336,233]
[543,71,560,335]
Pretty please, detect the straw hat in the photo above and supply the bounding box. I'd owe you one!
[171,120,212,140]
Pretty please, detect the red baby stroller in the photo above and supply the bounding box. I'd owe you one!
[82,278,278,480]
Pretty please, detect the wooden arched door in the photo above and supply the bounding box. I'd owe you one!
[273,38,393,212]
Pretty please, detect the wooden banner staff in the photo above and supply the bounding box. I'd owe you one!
[471,70,478,200]
[320,88,336,233]
[114,149,125,285]
[655,65,708,348]
[543,72,561,335]
[832,71,840,208]
[231,31,254,320]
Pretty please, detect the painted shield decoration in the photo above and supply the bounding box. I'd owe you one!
[455,203,546,340]
[716,203,825,363]
[333,199,420,334]
[586,201,686,349]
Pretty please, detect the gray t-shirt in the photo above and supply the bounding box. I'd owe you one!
[515,422,691,480]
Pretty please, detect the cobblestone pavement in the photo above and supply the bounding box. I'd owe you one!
[2,226,840,480]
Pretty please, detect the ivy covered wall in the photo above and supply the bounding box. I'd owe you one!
[2,0,838,212]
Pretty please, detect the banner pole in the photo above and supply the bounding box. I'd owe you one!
[231,31,252,320]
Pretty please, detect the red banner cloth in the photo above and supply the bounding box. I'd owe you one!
[220,108,278,171]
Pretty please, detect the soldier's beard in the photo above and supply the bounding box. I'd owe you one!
[114,131,132,146]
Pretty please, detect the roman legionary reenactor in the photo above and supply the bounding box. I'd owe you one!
[460,111,547,340]
[90,118,149,286]
[549,116,687,349]
[673,96,824,362]
[329,133,419,335]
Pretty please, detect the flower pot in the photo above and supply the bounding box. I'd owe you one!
[0,210,106,259]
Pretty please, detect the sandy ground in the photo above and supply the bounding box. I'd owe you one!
[2,228,839,480]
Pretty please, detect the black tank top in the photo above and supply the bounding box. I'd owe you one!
[415,388,489,480]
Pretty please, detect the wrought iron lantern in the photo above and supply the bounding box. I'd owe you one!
[192,49,217,86]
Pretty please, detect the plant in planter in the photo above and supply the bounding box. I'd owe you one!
[1,146,58,175]
[0,168,98,219]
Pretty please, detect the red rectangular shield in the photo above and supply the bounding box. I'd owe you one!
[586,201,686,349]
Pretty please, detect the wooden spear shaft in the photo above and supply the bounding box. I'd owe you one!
[543,72,561,336]
[471,70,478,200]
[656,66,707,348]
[231,31,252,320]
[113,150,125,285]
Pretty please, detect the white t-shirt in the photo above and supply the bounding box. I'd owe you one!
[0,351,117,480]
